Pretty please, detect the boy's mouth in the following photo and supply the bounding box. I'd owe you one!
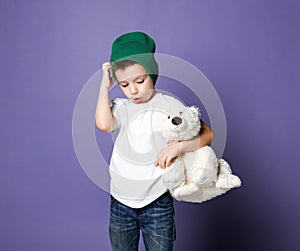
[132,97,142,103]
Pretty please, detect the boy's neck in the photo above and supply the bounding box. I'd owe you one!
[150,89,157,100]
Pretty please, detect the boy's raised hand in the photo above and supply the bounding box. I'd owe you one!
[101,62,115,89]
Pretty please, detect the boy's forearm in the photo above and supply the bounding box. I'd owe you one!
[95,84,114,132]
[179,121,213,152]
[95,61,117,132]
[198,121,213,147]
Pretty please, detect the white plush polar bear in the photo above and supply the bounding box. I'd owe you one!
[153,106,241,203]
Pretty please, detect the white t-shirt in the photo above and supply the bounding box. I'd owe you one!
[109,92,185,208]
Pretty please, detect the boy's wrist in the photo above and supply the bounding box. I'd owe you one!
[100,83,110,91]
[176,140,184,153]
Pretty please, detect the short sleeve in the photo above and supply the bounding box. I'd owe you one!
[164,94,187,109]
[169,96,186,107]
[111,98,126,129]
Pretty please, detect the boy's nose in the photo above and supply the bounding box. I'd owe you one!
[130,84,138,94]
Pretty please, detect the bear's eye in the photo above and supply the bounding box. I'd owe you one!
[167,115,170,119]
[179,112,183,115]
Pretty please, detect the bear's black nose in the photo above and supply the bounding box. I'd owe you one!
[171,116,182,126]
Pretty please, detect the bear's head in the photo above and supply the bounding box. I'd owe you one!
[154,106,201,142]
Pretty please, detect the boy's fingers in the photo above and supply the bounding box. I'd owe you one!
[102,62,112,71]
[157,160,163,168]
[166,157,177,167]
[162,159,167,169]
[154,151,163,166]
[166,159,171,167]
[155,158,164,169]
[166,157,174,168]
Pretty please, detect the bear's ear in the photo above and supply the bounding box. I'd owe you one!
[189,105,201,117]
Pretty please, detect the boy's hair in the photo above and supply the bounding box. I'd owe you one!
[111,60,137,71]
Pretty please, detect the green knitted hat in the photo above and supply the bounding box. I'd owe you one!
[110,31,159,85]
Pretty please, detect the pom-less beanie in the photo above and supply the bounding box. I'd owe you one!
[110,31,159,85]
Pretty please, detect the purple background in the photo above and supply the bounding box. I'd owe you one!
[1,0,300,250]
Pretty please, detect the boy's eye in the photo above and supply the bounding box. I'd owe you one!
[120,83,128,87]
[137,79,145,84]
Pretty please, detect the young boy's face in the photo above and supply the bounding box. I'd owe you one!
[114,63,155,104]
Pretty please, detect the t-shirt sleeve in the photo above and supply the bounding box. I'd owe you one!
[166,94,187,108]
[110,98,126,129]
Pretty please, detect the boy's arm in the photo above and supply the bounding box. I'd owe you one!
[154,120,213,169]
[95,62,118,132]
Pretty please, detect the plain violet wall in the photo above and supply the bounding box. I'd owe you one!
[1,0,300,251]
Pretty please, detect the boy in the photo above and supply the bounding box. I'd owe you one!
[95,31,213,251]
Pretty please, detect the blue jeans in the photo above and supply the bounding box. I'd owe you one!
[109,192,176,251]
